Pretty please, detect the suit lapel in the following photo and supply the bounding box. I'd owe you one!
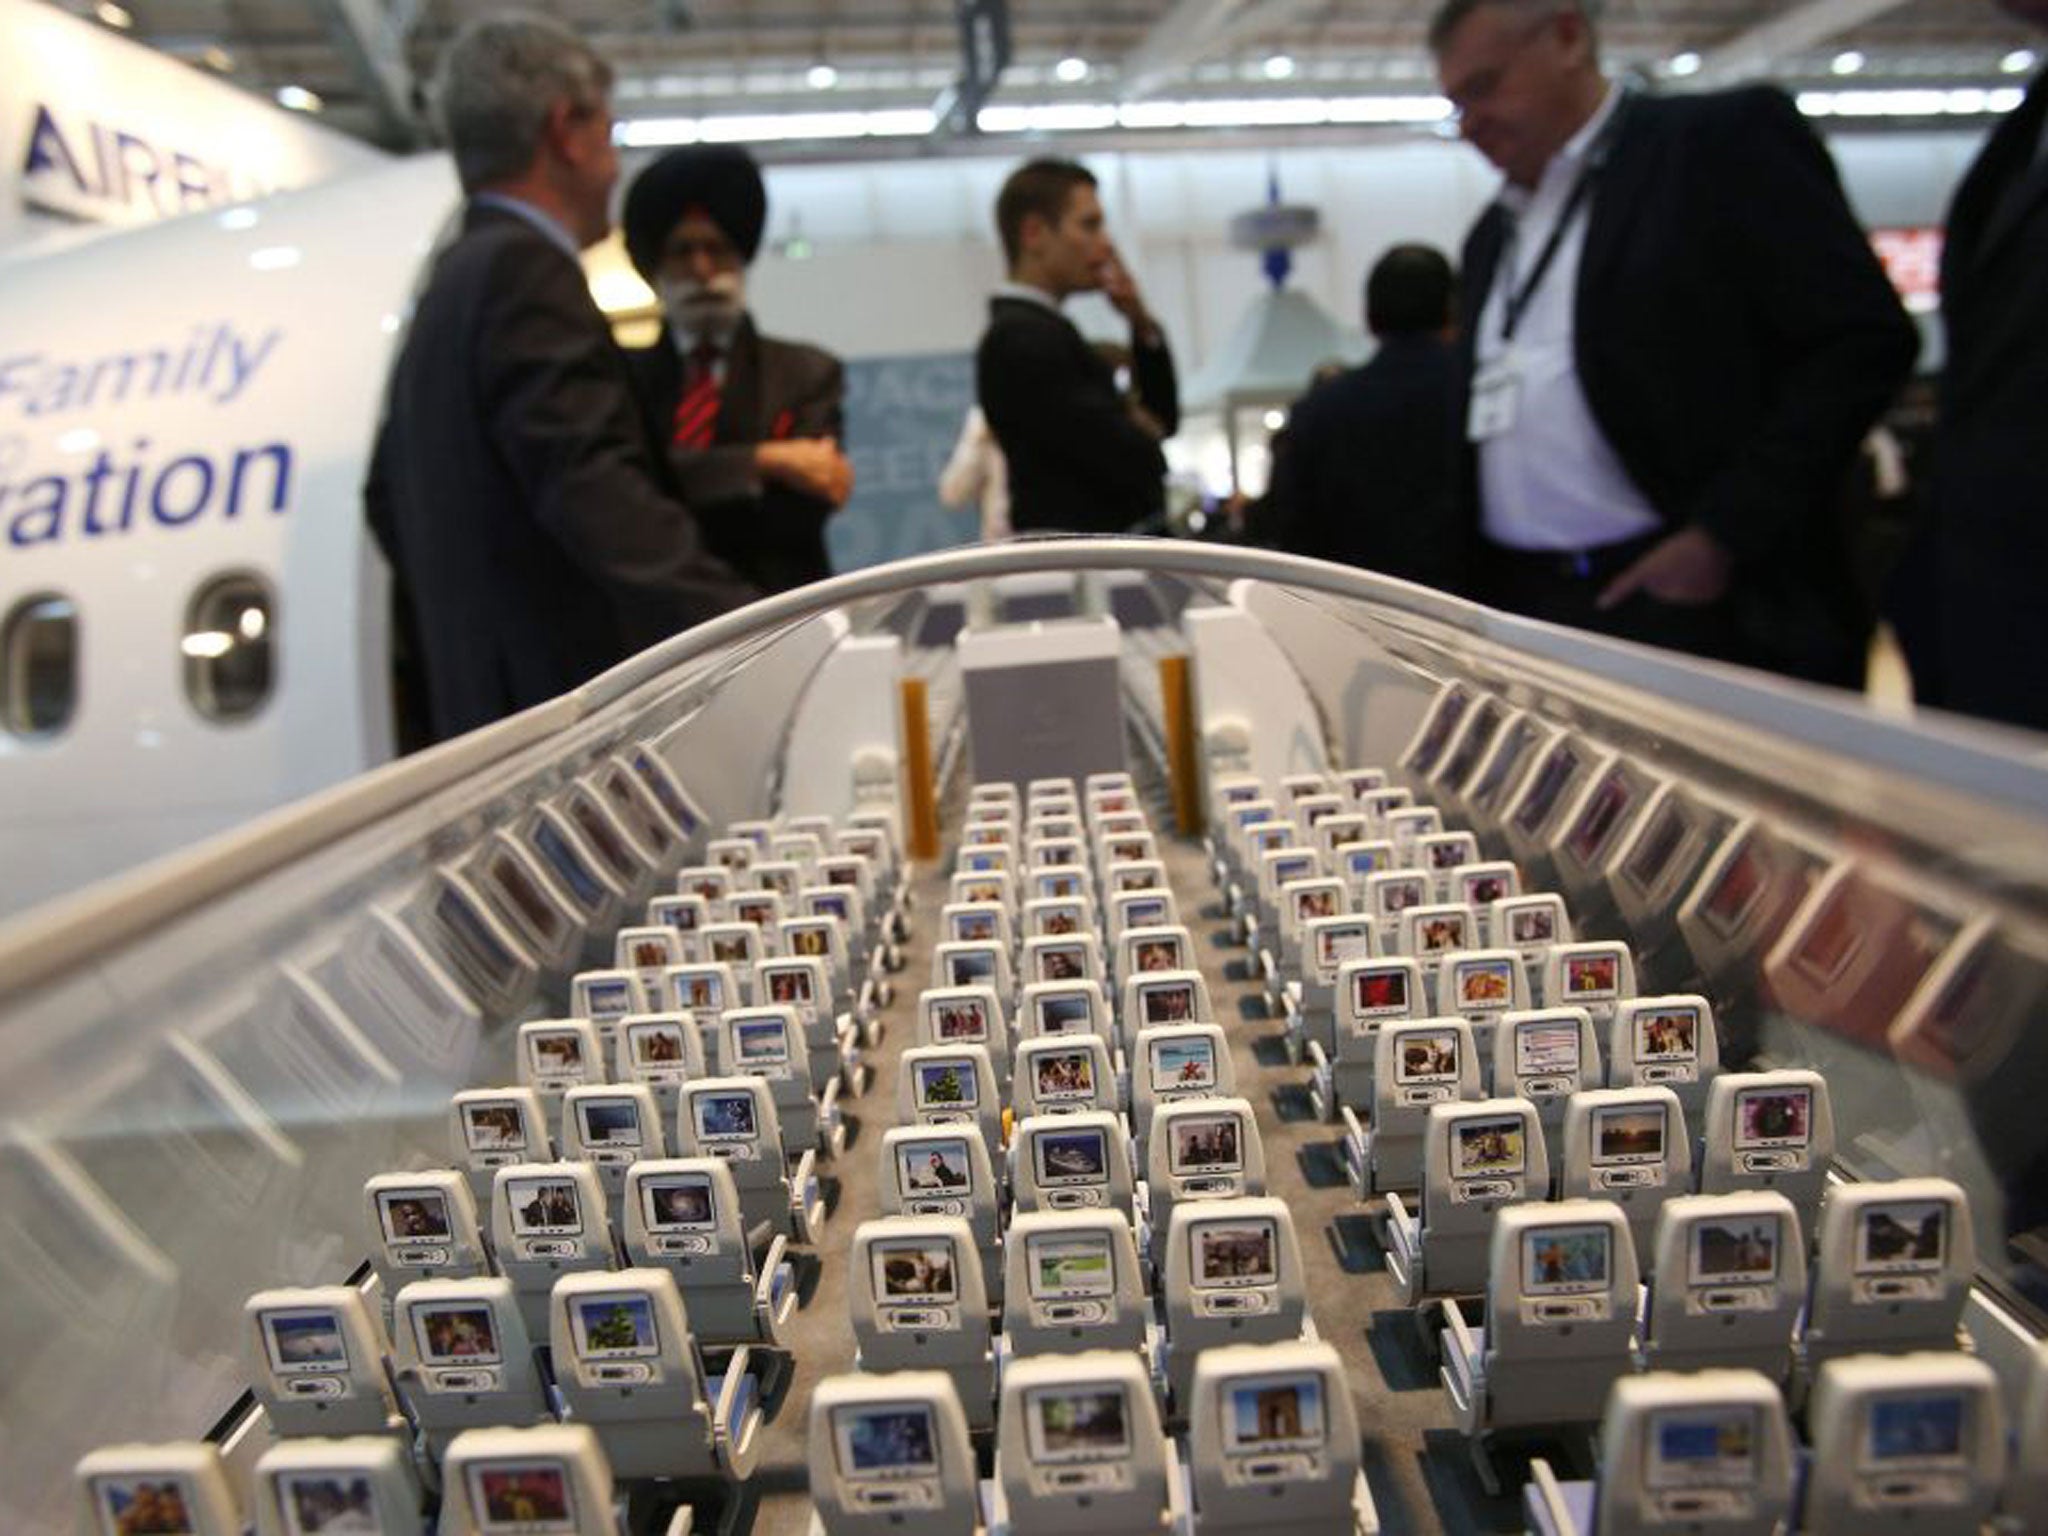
[1461,208,1508,344]
[1575,93,1659,312]
[717,315,765,445]
[1969,82,2048,274]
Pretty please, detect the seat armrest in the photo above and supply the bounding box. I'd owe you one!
[1525,1458,1585,1536]
[713,1347,759,1452]
[790,1150,821,1243]
[756,1233,794,1329]
[1162,1437,1189,1524]
[1440,1301,1479,1371]
[1384,1188,1413,1235]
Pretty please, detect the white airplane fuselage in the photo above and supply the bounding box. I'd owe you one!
[0,155,461,917]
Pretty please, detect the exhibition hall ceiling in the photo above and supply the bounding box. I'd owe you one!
[55,0,2046,148]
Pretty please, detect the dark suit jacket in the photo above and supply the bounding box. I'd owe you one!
[977,296,1179,534]
[366,203,753,743]
[623,316,845,594]
[1255,333,1467,590]
[1919,67,2048,728]
[1456,86,1919,685]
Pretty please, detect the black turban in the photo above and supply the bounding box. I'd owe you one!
[623,145,768,277]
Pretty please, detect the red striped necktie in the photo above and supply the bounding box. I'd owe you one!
[671,343,722,450]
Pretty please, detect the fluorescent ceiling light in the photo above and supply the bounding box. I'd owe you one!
[979,102,1120,133]
[1262,54,1297,81]
[806,64,838,90]
[1667,51,1702,77]
[1056,56,1090,84]
[617,108,938,147]
[2003,49,2037,75]
[276,84,323,112]
[95,2,132,29]
[1796,87,2025,118]
[610,82,2018,151]
[1323,95,1454,124]
[1831,50,1866,76]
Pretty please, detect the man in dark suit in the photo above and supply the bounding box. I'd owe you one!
[366,16,751,745]
[1255,244,1467,590]
[1431,0,1917,686]
[976,158,1180,534]
[620,146,852,595]
[1912,1,2048,729]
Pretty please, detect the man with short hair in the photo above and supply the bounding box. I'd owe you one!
[1908,0,2048,728]
[975,158,1179,534]
[1254,244,1466,589]
[367,14,751,745]
[1432,0,1917,685]
[621,146,852,595]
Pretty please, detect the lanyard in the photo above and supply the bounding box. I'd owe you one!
[1497,94,1631,344]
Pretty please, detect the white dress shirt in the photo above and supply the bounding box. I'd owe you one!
[1474,85,1664,552]
[993,279,1065,314]
[670,314,741,384]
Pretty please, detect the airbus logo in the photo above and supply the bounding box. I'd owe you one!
[20,102,272,226]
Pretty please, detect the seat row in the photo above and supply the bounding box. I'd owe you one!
[838,779,1321,1423]
[78,1421,685,1536]
[806,1338,1376,1535]
[70,801,914,1536]
[1522,1346,2048,1535]
[1198,763,2026,1530]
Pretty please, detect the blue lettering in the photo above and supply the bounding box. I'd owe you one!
[8,476,67,547]
[79,452,118,536]
[117,439,149,530]
[21,103,261,221]
[0,325,281,422]
[150,455,214,526]
[225,444,291,517]
[114,131,163,217]
[0,355,41,411]
[0,440,293,550]
[171,152,214,212]
[21,104,88,194]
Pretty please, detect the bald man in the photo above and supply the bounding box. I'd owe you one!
[1433,0,1916,685]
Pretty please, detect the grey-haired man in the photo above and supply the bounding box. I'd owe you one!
[368,13,751,745]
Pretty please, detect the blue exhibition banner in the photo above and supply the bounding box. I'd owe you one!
[827,351,980,573]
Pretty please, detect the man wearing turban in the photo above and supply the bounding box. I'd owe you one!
[622,145,852,594]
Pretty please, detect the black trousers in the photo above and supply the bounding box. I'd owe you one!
[1477,531,1743,667]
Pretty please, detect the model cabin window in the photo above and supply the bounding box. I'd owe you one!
[2,591,78,738]
[182,572,274,722]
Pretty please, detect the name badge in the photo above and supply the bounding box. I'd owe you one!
[1467,357,1521,442]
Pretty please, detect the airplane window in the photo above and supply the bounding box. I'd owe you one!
[183,573,274,723]
[1,592,78,738]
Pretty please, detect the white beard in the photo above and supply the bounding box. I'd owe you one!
[661,270,746,342]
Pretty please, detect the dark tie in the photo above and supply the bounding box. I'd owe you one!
[671,343,722,451]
